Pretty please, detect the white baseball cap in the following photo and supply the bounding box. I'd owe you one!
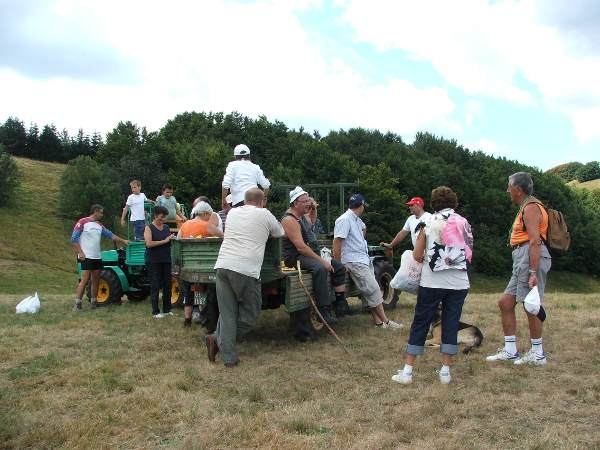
[289,186,308,204]
[234,144,250,156]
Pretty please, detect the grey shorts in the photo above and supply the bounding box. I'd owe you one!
[504,243,551,302]
[345,261,383,307]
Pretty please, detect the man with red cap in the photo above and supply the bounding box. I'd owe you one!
[381,196,431,250]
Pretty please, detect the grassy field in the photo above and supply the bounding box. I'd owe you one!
[1,292,600,449]
[2,157,600,448]
[568,178,600,191]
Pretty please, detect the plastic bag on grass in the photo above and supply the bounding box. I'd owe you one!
[390,250,422,295]
[15,292,41,314]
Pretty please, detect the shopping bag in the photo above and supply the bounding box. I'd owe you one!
[390,250,422,295]
[15,292,41,314]
[524,286,540,315]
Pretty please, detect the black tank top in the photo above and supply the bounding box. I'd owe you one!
[145,223,171,263]
[282,212,319,264]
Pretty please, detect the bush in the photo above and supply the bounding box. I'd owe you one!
[575,161,600,182]
[0,149,21,207]
[58,156,122,227]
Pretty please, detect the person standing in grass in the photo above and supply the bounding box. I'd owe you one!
[486,172,551,366]
[205,188,283,368]
[392,186,473,385]
[177,201,223,327]
[144,205,175,319]
[71,204,129,310]
[381,196,431,250]
[120,179,151,241]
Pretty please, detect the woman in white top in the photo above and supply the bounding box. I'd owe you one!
[392,186,473,385]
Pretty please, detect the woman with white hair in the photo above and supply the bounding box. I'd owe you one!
[177,201,224,327]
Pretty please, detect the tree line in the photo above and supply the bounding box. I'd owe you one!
[2,111,600,276]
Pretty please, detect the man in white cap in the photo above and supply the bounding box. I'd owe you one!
[381,196,431,250]
[281,186,348,329]
[221,144,271,210]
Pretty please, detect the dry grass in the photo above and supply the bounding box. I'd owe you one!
[1,292,600,449]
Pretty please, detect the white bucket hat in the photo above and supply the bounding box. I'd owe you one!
[289,186,308,204]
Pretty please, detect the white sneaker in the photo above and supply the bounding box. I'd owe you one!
[437,370,451,384]
[486,348,519,362]
[514,348,547,366]
[377,320,403,330]
[163,311,174,316]
[153,313,163,319]
[391,371,413,384]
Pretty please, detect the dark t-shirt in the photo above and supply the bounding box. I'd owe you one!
[145,223,171,263]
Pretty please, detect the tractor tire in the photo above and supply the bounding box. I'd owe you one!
[202,287,219,334]
[374,261,399,310]
[96,269,123,305]
[289,306,324,342]
[170,276,184,307]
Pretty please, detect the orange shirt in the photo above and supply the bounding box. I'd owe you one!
[178,219,210,238]
[510,200,548,246]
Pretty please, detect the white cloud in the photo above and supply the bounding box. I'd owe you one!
[341,0,600,143]
[0,0,457,139]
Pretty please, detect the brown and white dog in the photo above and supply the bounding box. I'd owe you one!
[425,305,483,354]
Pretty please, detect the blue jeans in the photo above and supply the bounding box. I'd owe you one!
[132,220,145,241]
[406,287,469,356]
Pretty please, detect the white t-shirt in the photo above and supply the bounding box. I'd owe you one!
[222,160,271,206]
[126,193,148,221]
[214,205,283,279]
[71,217,113,260]
[403,212,432,247]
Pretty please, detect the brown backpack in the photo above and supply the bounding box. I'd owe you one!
[521,197,571,251]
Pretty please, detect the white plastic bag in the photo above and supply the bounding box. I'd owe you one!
[15,292,41,314]
[320,247,332,263]
[390,250,422,295]
[524,286,540,315]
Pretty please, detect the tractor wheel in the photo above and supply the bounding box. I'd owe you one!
[289,306,324,342]
[96,269,123,305]
[374,261,399,310]
[202,287,219,334]
[170,276,184,307]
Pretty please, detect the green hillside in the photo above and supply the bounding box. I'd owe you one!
[0,158,76,293]
[568,178,600,190]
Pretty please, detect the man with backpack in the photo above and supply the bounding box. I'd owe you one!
[486,172,552,366]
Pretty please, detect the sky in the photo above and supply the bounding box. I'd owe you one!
[1,0,599,171]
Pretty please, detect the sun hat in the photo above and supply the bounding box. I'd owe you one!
[233,144,250,156]
[289,186,308,204]
[349,193,368,209]
[406,196,425,207]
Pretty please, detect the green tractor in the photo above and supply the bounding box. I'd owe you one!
[77,201,183,306]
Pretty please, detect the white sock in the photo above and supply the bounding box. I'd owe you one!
[75,299,82,303]
[531,338,543,357]
[504,335,517,355]
[440,365,450,375]
[91,298,97,302]
[402,364,413,376]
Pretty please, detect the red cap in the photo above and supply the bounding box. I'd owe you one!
[406,197,424,207]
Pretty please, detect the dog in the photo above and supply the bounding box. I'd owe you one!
[425,305,483,354]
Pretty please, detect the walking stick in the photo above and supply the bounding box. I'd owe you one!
[296,261,351,354]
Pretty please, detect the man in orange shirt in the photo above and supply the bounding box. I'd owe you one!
[486,172,552,366]
[177,201,223,326]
